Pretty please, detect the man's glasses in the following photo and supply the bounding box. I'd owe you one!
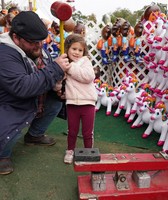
[23,38,42,44]
[14,34,43,45]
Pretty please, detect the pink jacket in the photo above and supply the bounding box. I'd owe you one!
[65,56,97,106]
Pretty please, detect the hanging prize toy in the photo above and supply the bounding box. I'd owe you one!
[134,21,144,64]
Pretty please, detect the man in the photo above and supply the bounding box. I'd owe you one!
[0,11,70,175]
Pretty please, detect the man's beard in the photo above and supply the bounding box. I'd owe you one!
[26,49,42,61]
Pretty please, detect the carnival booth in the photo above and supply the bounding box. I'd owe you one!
[46,1,168,198]
[70,3,168,199]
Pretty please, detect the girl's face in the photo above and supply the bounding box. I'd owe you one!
[68,42,84,62]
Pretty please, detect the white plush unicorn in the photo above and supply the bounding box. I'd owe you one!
[124,82,144,119]
[94,78,102,96]
[127,83,151,123]
[143,61,157,85]
[95,83,118,116]
[142,101,168,146]
[113,85,127,117]
[131,96,155,128]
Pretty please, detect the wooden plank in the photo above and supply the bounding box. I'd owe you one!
[74,153,168,172]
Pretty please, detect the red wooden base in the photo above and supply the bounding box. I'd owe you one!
[74,153,168,172]
[78,171,168,200]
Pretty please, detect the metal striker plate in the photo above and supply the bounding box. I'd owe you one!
[74,148,101,162]
[153,152,168,159]
[132,171,151,188]
[113,171,130,190]
[159,151,168,160]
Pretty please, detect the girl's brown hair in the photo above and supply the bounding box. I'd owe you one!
[64,33,88,56]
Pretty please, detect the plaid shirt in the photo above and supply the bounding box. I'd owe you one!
[28,55,47,118]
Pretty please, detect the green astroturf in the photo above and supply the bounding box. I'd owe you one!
[48,107,161,151]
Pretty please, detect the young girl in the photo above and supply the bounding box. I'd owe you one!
[64,34,97,164]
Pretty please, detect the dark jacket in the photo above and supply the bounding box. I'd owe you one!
[0,33,64,151]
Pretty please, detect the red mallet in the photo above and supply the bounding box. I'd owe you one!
[51,1,72,54]
[51,1,72,21]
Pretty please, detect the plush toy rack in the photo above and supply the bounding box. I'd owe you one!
[83,21,148,87]
[46,20,148,87]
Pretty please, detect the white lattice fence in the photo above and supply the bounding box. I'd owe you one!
[46,21,148,87]
[85,21,148,87]
[85,21,113,84]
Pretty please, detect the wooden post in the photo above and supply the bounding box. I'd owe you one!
[1,0,5,9]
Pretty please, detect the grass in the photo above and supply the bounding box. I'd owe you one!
[0,106,161,200]
[0,130,155,200]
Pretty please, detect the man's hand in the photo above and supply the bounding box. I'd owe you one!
[53,79,66,100]
[53,80,62,92]
[56,90,66,100]
[55,53,70,72]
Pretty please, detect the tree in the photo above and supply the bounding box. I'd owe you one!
[72,10,97,24]
[157,3,167,14]
[72,10,88,23]
[102,14,111,24]
[87,13,97,23]
[73,3,167,25]
[110,8,137,26]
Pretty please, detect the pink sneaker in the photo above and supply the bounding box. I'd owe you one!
[64,150,74,164]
